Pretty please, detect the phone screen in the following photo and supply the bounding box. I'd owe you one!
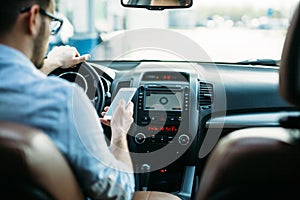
[103,88,137,120]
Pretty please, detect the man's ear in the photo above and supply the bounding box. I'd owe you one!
[27,5,41,36]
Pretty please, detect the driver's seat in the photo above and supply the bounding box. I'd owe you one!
[0,121,180,200]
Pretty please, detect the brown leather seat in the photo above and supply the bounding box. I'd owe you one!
[0,121,85,200]
[196,2,300,200]
[0,121,180,200]
[196,128,300,200]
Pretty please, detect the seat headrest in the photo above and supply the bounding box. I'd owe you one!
[280,3,300,106]
[0,121,84,200]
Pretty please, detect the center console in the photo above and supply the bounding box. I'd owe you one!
[133,71,190,150]
[128,71,196,197]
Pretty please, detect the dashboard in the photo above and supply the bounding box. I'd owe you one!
[53,60,298,198]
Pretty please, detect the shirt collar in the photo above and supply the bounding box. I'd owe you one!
[0,44,46,78]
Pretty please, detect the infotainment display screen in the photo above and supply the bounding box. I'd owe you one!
[145,91,182,111]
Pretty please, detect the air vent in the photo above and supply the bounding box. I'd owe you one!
[113,80,132,98]
[115,81,132,91]
[199,82,213,106]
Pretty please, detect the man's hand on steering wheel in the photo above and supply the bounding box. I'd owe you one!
[41,46,90,75]
[44,45,106,114]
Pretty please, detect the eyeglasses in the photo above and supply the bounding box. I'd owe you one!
[20,6,64,35]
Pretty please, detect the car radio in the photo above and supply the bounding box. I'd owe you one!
[134,83,190,149]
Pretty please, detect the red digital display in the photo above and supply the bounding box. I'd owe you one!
[142,72,189,82]
[147,126,178,133]
[163,75,172,80]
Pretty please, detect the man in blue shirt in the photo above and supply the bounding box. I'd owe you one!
[0,0,135,199]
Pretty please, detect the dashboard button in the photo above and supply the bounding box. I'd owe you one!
[178,134,190,145]
[135,133,146,144]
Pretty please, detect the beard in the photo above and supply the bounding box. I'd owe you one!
[31,20,48,69]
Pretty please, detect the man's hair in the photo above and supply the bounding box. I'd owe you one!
[0,0,50,36]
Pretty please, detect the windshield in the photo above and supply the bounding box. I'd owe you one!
[53,0,299,63]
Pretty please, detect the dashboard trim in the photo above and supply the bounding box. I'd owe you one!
[206,111,300,129]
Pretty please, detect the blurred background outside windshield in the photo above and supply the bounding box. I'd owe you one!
[52,0,299,62]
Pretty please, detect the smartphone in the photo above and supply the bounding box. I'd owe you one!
[103,88,137,120]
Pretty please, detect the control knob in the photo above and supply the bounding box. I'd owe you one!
[135,133,146,144]
[178,134,190,145]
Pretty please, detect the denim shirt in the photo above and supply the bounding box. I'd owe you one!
[0,44,134,200]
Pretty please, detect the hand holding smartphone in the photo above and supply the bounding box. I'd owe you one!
[103,88,137,120]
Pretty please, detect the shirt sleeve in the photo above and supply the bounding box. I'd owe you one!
[64,85,135,200]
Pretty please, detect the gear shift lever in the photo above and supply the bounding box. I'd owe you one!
[140,164,151,191]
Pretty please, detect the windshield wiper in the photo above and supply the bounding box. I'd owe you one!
[237,59,280,66]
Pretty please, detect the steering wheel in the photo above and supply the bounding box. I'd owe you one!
[49,62,106,114]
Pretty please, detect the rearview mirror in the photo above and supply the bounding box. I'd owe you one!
[121,0,192,10]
